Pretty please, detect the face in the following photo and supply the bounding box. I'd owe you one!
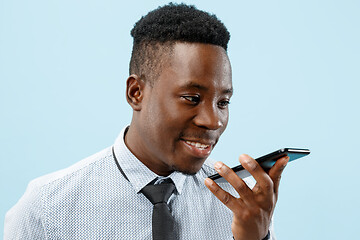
[127,42,232,176]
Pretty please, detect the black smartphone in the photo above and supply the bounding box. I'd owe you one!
[208,148,310,183]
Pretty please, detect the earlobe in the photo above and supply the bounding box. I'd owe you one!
[126,74,145,111]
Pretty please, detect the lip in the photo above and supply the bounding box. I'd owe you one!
[180,139,213,158]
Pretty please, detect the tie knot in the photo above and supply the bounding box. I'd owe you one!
[141,180,175,205]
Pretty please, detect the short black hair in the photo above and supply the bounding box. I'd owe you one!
[129,3,230,84]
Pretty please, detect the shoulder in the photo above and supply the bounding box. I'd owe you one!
[30,147,112,189]
[4,147,113,238]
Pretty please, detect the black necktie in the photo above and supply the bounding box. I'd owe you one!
[141,180,176,240]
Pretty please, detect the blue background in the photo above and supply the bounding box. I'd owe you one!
[1,0,359,239]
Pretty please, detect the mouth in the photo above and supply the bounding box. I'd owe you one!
[180,139,214,158]
[184,140,211,150]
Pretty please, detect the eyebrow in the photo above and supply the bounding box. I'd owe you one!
[179,82,233,94]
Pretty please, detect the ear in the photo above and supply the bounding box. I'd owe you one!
[126,74,146,111]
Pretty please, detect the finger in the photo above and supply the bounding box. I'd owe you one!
[204,177,241,212]
[213,161,254,202]
[268,156,289,195]
[239,154,273,195]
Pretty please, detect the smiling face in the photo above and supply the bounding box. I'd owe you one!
[125,42,232,176]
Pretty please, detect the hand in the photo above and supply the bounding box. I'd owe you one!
[204,154,289,240]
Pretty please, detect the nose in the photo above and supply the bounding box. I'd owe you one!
[193,104,224,130]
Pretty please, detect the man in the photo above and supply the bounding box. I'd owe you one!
[4,3,288,240]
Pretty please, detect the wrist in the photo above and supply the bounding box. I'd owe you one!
[233,230,270,240]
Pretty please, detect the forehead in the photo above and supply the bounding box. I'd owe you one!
[156,42,232,92]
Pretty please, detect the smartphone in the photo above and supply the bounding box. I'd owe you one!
[208,148,310,183]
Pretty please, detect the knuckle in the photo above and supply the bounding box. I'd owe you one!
[263,181,274,192]
[233,207,242,216]
[221,166,231,175]
[222,193,230,204]
[241,210,252,220]
[263,201,274,213]
[239,207,261,222]
[242,208,258,221]
[235,182,246,193]
[248,163,258,172]
[212,186,220,194]
[260,197,275,212]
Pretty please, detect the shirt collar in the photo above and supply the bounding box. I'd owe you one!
[113,126,188,194]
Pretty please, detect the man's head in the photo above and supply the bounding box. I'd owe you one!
[125,3,232,176]
[129,3,230,84]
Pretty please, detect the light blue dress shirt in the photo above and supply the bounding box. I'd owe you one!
[4,127,275,239]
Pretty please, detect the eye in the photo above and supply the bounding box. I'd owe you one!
[218,100,230,109]
[182,95,200,104]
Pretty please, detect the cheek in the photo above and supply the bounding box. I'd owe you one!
[219,109,229,129]
[157,100,189,127]
[143,98,184,146]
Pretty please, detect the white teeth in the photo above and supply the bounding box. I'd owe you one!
[185,141,210,149]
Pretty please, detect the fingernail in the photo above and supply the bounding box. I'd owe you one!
[205,178,215,189]
[204,178,212,185]
[243,157,251,164]
[240,154,250,163]
[242,157,257,170]
[214,161,223,170]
